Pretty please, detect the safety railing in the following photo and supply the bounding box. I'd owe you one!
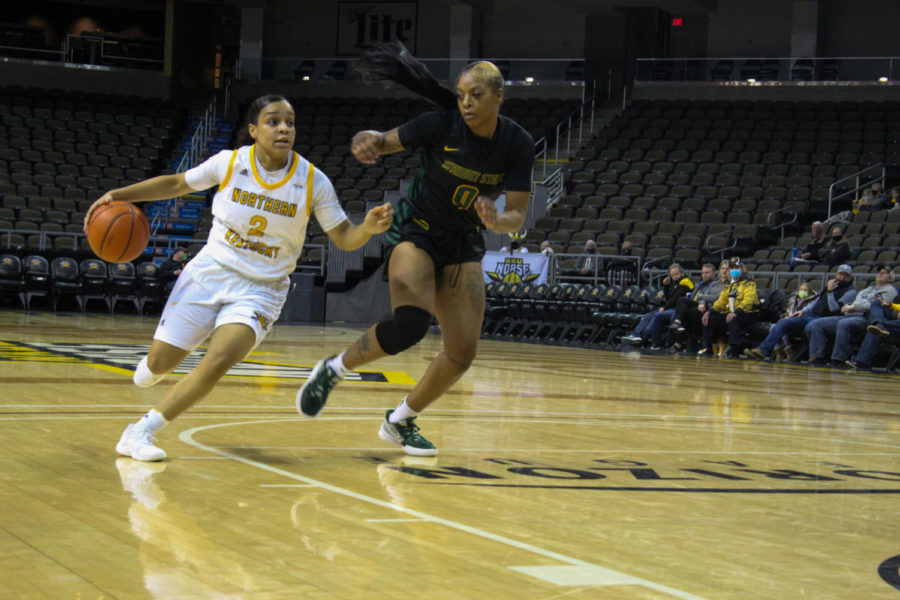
[704,230,737,262]
[827,164,886,219]
[635,56,899,83]
[766,207,801,243]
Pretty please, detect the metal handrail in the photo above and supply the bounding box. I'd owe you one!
[704,230,737,261]
[541,168,564,207]
[766,206,800,243]
[548,252,641,285]
[553,93,599,163]
[827,164,886,219]
[533,136,548,179]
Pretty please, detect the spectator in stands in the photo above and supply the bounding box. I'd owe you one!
[539,240,554,256]
[847,292,900,370]
[667,261,726,352]
[797,221,826,262]
[854,183,885,212]
[500,239,528,253]
[807,265,897,367]
[299,45,535,456]
[818,225,851,267]
[889,187,899,210]
[744,278,824,361]
[574,239,600,278]
[622,262,693,349]
[157,248,188,292]
[699,256,759,358]
[83,94,393,461]
[607,240,637,286]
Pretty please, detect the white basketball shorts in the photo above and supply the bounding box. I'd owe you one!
[153,251,290,351]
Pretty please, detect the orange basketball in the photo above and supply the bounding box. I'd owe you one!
[86,201,150,263]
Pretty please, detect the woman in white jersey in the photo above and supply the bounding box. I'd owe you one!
[84,95,393,461]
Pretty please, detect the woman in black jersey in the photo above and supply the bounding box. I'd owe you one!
[297,44,535,456]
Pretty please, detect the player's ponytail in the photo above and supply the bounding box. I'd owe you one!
[355,43,457,109]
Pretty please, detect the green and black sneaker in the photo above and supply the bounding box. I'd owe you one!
[296,355,341,418]
[378,409,438,456]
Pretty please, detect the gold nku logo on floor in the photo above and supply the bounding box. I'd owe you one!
[0,340,414,384]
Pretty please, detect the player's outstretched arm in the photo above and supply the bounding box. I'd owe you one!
[84,173,196,229]
[350,128,404,164]
[326,202,394,251]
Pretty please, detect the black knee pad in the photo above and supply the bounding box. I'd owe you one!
[375,305,432,355]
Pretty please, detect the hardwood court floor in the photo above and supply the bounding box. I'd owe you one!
[1,310,898,599]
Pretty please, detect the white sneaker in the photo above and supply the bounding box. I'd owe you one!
[116,424,166,461]
[133,357,166,388]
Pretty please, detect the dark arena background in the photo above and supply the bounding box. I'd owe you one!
[0,1,898,598]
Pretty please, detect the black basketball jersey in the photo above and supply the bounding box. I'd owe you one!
[398,108,534,232]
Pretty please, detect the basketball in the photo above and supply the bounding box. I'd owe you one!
[86,201,150,263]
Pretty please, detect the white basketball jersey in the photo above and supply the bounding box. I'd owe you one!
[184,146,347,281]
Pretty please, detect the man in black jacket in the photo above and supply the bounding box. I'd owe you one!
[157,248,188,293]
[819,225,850,266]
[622,263,694,348]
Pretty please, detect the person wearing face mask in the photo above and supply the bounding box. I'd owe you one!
[806,265,898,367]
[699,256,759,358]
[744,279,820,361]
[575,239,599,277]
[818,225,851,267]
[606,240,637,286]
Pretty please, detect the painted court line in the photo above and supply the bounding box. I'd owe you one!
[259,483,317,488]
[179,418,709,599]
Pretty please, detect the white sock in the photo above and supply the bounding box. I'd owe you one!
[133,356,166,388]
[389,398,419,423]
[137,408,168,435]
[327,352,349,378]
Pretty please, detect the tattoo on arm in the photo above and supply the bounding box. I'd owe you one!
[380,128,404,155]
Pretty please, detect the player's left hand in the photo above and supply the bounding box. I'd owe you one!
[364,202,394,234]
[475,196,501,232]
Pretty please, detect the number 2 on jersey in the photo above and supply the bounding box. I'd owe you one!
[451,184,479,211]
[248,215,267,236]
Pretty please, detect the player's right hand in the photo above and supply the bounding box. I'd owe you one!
[83,193,114,230]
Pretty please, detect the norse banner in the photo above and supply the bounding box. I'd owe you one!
[336,1,418,55]
[482,251,550,285]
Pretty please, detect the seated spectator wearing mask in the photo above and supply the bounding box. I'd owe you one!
[846,286,900,370]
[806,265,898,367]
[622,263,693,349]
[744,278,826,361]
[606,240,636,286]
[667,261,724,352]
[700,256,759,358]
[798,221,826,262]
[539,240,554,256]
[574,239,599,278]
[819,225,851,267]
[854,183,886,212]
